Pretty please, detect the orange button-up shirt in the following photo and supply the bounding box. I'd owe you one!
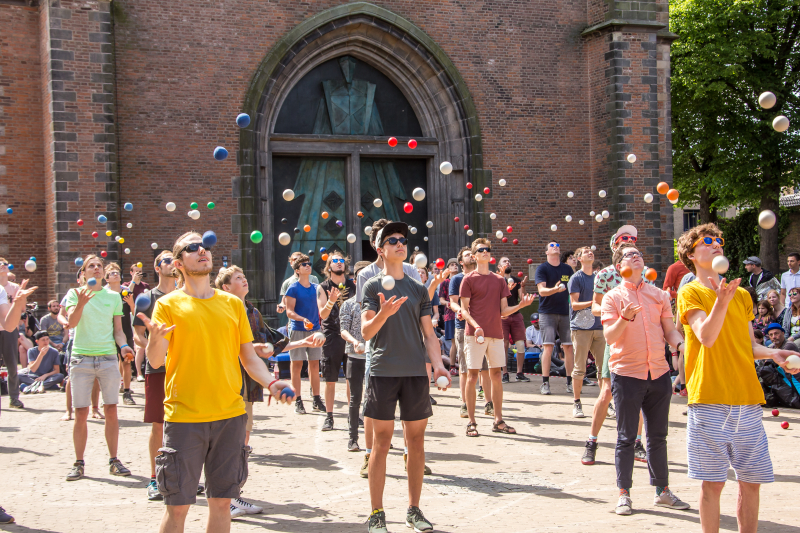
[601,280,673,380]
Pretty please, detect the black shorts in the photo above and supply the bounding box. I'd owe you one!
[363,376,433,422]
[321,336,346,382]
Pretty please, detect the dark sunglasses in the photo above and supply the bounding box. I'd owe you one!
[330,258,345,264]
[790,291,799,297]
[298,262,311,268]
[476,247,491,253]
[617,235,637,243]
[177,242,211,257]
[157,257,173,267]
[380,237,408,247]
[0,261,8,266]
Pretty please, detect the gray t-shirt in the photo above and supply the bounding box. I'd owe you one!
[280,274,320,297]
[39,314,65,344]
[25,346,60,376]
[567,270,602,330]
[362,274,431,377]
[356,261,421,303]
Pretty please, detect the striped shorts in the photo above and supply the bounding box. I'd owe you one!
[687,404,774,484]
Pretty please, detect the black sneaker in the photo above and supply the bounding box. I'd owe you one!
[66,460,85,481]
[429,396,437,406]
[322,415,334,431]
[581,440,598,465]
[367,509,387,533]
[515,373,530,382]
[9,398,24,409]
[0,506,14,524]
[406,506,433,532]
[634,440,647,463]
[312,396,326,412]
[109,457,131,476]
[347,439,360,452]
[295,398,306,414]
[197,483,205,495]
[122,390,136,405]
[501,373,510,383]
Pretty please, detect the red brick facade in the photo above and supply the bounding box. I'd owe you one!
[0,0,676,309]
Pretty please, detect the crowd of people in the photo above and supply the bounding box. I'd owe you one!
[0,218,799,532]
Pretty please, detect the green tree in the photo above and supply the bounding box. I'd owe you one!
[671,0,800,273]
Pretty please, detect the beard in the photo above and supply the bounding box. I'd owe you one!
[504,267,512,274]
[184,262,212,278]
[330,265,345,275]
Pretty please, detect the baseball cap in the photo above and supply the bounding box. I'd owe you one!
[374,222,409,248]
[610,225,638,251]
[764,322,784,334]
[531,313,539,323]
[743,256,762,266]
[447,258,458,267]
[34,330,50,341]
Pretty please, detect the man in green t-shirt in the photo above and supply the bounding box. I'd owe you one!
[64,254,134,482]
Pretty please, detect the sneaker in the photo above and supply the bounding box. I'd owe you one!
[459,403,469,418]
[502,373,510,383]
[540,382,551,395]
[429,395,437,406]
[450,367,458,376]
[119,382,124,393]
[230,504,247,519]
[653,488,690,510]
[312,396,326,412]
[0,507,14,524]
[348,439,360,452]
[9,398,24,409]
[360,454,370,478]
[477,387,484,399]
[608,404,616,419]
[484,401,494,416]
[615,494,633,515]
[322,415,334,432]
[366,509,388,533]
[566,382,573,393]
[403,454,432,475]
[405,506,433,532]
[581,440,598,465]
[634,440,647,463]
[295,398,306,414]
[123,390,136,405]
[197,484,205,495]
[110,457,131,476]
[573,401,585,418]
[583,377,596,386]
[232,497,263,514]
[679,388,688,397]
[515,373,530,382]
[66,460,85,481]
[136,374,145,382]
[147,479,163,501]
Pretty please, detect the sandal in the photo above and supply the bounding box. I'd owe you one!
[466,422,479,437]
[492,420,516,434]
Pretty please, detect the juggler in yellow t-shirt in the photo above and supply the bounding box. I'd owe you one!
[152,289,254,423]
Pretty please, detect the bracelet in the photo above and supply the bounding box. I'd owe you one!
[620,316,634,322]
[267,379,279,390]
[120,344,129,349]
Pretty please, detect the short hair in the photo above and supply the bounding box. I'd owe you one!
[560,250,574,264]
[612,243,638,268]
[323,250,349,278]
[291,254,310,271]
[789,252,800,261]
[47,299,59,307]
[353,260,371,278]
[130,262,142,272]
[215,265,244,289]
[104,262,121,276]
[457,246,471,264]
[498,256,510,264]
[154,250,172,272]
[574,247,593,260]
[172,231,202,285]
[470,237,491,253]
[592,259,604,271]
[81,254,104,273]
[677,222,723,274]
[371,219,389,249]
[289,251,305,263]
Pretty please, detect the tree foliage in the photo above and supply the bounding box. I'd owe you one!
[671,0,800,271]
[717,207,792,280]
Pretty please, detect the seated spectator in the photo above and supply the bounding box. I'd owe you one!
[754,299,776,332]
[20,331,64,393]
[525,314,542,351]
[753,330,765,346]
[764,323,800,352]
[39,300,66,350]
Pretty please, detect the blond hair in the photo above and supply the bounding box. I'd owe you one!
[215,265,244,290]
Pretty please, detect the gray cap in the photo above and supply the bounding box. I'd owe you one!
[743,256,762,266]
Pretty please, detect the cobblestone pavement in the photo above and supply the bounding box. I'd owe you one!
[1,376,798,532]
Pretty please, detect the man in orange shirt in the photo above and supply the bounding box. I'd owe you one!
[601,243,690,516]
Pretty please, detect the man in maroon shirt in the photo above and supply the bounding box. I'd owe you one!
[458,238,535,437]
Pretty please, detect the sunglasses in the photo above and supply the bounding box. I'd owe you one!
[157,257,173,267]
[298,262,311,268]
[330,258,345,264]
[692,236,724,248]
[380,237,408,247]
[622,251,642,259]
[617,235,637,243]
[476,247,491,253]
[177,242,211,257]
[548,243,560,248]
[0,262,8,267]
[790,291,799,297]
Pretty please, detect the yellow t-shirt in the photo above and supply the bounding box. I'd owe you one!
[677,281,764,406]
[152,289,254,423]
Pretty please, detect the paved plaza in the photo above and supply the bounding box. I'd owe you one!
[1,376,798,533]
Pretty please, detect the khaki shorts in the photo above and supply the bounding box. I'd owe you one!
[456,329,487,373]
[570,329,606,380]
[465,336,505,370]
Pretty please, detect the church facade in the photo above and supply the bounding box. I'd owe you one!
[0,0,676,319]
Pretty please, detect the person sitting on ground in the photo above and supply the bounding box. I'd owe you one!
[767,289,785,324]
[39,300,66,351]
[754,299,776,332]
[781,286,800,342]
[20,331,64,393]
[753,330,765,346]
[764,323,799,352]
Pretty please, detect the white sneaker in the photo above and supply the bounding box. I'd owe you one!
[608,404,616,419]
[654,488,690,510]
[136,374,145,382]
[232,497,262,514]
[615,494,632,515]
[230,504,247,519]
[572,401,585,418]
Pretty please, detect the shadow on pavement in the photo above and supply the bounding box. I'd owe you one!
[251,453,342,471]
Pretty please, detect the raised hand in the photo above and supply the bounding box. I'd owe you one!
[122,292,135,310]
[377,293,408,318]
[620,302,642,321]
[135,312,176,341]
[76,287,95,308]
[14,279,38,303]
[327,286,340,306]
[520,293,536,307]
[519,275,529,288]
[708,276,741,308]
[431,269,451,287]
